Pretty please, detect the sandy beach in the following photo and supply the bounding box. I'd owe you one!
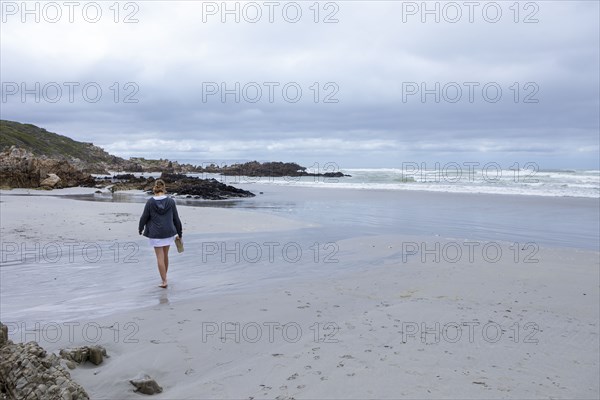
[1,187,599,399]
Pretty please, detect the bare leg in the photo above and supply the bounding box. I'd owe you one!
[164,245,170,274]
[154,247,168,287]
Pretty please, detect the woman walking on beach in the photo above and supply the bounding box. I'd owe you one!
[138,179,183,288]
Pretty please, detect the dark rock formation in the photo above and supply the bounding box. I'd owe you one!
[111,173,254,200]
[202,161,351,178]
[0,322,90,400]
[161,173,254,200]
[112,173,138,180]
[128,158,201,174]
[0,146,96,189]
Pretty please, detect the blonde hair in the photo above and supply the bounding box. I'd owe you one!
[153,179,166,195]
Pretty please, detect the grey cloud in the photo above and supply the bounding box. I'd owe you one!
[0,1,598,168]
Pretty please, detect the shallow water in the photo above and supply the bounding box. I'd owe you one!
[1,228,365,326]
[57,184,599,249]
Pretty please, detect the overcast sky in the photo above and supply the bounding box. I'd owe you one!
[1,1,598,168]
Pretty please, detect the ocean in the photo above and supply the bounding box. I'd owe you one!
[191,168,600,199]
[93,167,600,250]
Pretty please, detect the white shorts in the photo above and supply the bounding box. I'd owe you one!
[149,236,176,248]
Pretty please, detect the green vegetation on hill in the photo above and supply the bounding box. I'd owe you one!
[0,120,117,165]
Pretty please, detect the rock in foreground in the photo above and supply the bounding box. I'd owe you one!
[60,345,107,366]
[130,375,163,395]
[0,323,89,400]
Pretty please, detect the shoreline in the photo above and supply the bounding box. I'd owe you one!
[2,174,600,199]
[2,184,599,250]
[3,184,598,250]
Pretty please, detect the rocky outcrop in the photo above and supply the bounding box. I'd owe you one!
[128,158,201,174]
[202,161,351,178]
[0,146,96,189]
[162,173,255,200]
[0,322,89,400]
[111,173,255,200]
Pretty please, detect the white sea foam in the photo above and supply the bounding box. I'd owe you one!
[209,168,598,198]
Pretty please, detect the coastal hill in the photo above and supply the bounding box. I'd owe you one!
[0,120,199,174]
[0,120,131,174]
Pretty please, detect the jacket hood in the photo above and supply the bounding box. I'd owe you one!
[152,197,173,215]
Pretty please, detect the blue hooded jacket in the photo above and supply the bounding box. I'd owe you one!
[138,196,183,239]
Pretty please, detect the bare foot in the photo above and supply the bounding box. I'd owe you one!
[159,282,168,288]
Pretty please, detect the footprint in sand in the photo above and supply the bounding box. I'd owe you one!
[259,385,272,396]
[287,373,299,381]
[177,344,189,354]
